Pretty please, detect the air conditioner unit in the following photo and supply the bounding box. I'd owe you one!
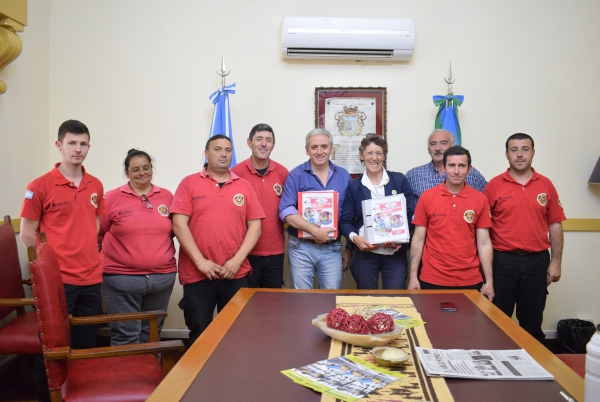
[281,16,415,62]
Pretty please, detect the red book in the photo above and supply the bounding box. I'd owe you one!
[297,191,339,239]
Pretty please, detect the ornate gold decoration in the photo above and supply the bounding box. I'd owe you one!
[0,21,23,94]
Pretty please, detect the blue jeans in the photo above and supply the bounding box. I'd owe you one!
[287,235,342,289]
[180,277,248,347]
[247,253,284,288]
[349,248,407,289]
[102,273,176,345]
[492,250,550,342]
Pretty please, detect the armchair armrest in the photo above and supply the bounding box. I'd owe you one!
[0,297,36,306]
[69,310,168,325]
[44,340,186,374]
[69,310,169,342]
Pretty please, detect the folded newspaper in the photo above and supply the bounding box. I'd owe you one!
[415,348,554,380]
[282,354,403,402]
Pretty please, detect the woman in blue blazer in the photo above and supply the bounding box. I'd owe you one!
[340,135,416,289]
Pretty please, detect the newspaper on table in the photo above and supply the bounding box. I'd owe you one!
[298,190,339,239]
[362,194,409,245]
[415,348,554,381]
[282,354,403,402]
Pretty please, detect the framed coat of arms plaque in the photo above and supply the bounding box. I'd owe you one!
[315,87,387,174]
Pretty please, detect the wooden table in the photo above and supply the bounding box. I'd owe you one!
[148,289,584,402]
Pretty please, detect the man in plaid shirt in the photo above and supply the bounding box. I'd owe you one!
[407,129,487,203]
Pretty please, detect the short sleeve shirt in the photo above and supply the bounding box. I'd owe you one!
[100,183,177,274]
[484,168,566,252]
[231,158,289,256]
[170,170,265,285]
[20,163,105,285]
[412,183,492,287]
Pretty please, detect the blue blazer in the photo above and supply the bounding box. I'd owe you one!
[339,170,416,251]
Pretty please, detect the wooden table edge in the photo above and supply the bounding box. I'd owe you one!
[148,289,584,402]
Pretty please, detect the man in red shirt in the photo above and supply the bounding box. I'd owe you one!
[20,120,105,401]
[231,123,289,288]
[408,146,494,301]
[20,120,105,348]
[172,134,264,346]
[484,133,565,342]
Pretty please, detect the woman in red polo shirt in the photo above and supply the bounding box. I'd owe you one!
[99,149,177,345]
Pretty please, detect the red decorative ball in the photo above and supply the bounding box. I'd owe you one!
[343,314,369,334]
[326,308,349,330]
[367,312,395,334]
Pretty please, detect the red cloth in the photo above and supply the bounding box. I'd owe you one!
[231,158,289,256]
[484,168,566,252]
[20,163,105,285]
[99,183,177,274]
[413,183,492,287]
[171,170,265,285]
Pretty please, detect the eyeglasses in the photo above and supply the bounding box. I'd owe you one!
[140,194,153,209]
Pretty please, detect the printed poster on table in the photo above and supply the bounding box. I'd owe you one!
[325,97,377,174]
[282,354,402,402]
[298,191,339,239]
[361,194,410,245]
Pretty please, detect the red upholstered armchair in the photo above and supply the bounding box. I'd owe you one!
[0,215,42,355]
[28,237,185,402]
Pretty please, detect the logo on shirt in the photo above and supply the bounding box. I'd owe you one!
[537,193,547,206]
[158,204,169,217]
[90,193,98,208]
[233,194,245,206]
[24,190,34,199]
[558,198,563,208]
[273,183,283,196]
[464,210,475,223]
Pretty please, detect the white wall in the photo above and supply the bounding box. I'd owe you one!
[3,0,599,334]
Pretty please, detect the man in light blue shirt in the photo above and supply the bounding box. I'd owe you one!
[279,128,352,289]
[407,129,487,203]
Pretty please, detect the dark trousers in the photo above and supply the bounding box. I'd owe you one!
[419,280,483,291]
[180,277,248,347]
[349,248,407,289]
[247,254,284,288]
[492,249,549,342]
[34,283,102,401]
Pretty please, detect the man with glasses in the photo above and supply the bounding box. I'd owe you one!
[172,134,265,346]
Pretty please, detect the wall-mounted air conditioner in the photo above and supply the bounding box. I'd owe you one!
[281,16,415,62]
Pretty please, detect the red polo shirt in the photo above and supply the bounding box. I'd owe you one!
[413,183,492,287]
[484,168,566,252]
[231,158,289,256]
[20,163,105,285]
[170,170,265,285]
[99,183,177,275]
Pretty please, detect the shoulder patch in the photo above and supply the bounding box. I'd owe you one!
[25,190,34,199]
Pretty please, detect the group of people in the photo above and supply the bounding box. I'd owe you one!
[19,119,564,399]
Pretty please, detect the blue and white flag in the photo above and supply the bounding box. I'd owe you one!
[433,94,464,146]
[209,83,237,166]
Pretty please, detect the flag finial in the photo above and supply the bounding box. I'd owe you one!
[216,54,230,87]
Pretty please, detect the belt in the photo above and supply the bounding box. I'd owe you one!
[496,249,545,256]
[300,237,340,245]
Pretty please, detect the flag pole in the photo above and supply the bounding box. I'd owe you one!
[217,54,230,87]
